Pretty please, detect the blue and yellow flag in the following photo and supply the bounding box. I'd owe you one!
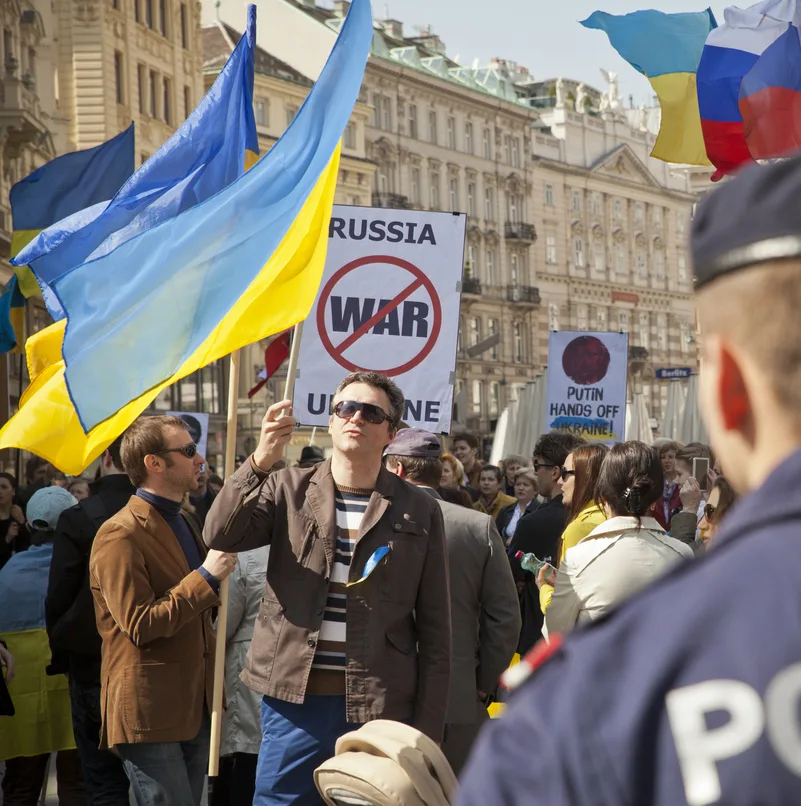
[14,7,258,315]
[0,276,26,354]
[10,125,135,299]
[0,0,373,473]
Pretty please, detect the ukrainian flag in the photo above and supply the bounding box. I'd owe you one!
[581,9,717,166]
[9,125,135,299]
[0,0,373,473]
[0,276,26,354]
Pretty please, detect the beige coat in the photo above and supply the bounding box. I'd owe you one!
[545,516,693,636]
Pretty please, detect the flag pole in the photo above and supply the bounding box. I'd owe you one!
[208,348,240,777]
[208,322,303,776]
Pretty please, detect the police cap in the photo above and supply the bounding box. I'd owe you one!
[692,154,801,289]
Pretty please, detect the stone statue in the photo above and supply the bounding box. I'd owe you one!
[576,83,588,113]
[638,104,648,131]
[555,77,566,108]
[600,68,621,110]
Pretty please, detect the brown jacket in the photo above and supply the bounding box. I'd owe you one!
[89,495,219,749]
[204,458,451,741]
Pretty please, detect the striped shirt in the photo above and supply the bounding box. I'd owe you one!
[306,485,371,695]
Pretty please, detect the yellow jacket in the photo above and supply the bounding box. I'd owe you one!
[540,504,606,614]
[474,492,517,521]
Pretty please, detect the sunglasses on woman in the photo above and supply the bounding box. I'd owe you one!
[332,400,391,425]
[157,442,198,459]
[560,467,576,482]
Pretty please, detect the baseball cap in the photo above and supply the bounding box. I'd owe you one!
[27,486,78,531]
[384,428,442,458]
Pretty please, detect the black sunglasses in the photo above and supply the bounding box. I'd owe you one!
[533,461,558,472]
[157,442,198,459]
[560,467,576,482]
[332,400,391,426]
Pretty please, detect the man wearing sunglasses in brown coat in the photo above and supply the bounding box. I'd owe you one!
[205,371,451,806]
[90,416,238,806]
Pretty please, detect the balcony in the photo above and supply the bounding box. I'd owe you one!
[506,285,540,305]
[0,75,48,149]
[461,277,482,296]
[372,192,411,210]
[505,221,537,243]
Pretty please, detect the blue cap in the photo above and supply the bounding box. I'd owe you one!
[27,486,78,531]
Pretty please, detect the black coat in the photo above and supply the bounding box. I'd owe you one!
[508,495,567,655]
[45,473,136,681]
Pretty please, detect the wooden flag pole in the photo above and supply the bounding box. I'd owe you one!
[208,322,303,777]
[208,348,240,777]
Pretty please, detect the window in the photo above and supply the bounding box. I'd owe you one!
[465,122,473,154]
[286,106,298,126]
[511,137,520,168]
[504,136,511,164]
[637,251,647,279]
[485,187,495,221]
[615,244,627,276]
[635,202,643,225]
[577,304,588,331]
[657,313,668,351]
[677,253,689,284]
[548,304,560,332]
[573,237,585,268]
[255,99,268,127]
[114,51,124,105]
[510,252,519,285]
[429,110,438,144]
[180,3,188,48]
[593,244,605,272]
[343,122,356,149]
[410,168,420,205]
[507,193,518,223]
[467,182,476,216]
[162,76,172,125]
[430,172,440,208]
[546,234,557,264]
[408,104,418,139]
[146,0,154,29]
[486,248,496,285]
[677,211,686,236]
[619,311,629,333]
[183,85,191,119]
[447,116,456,149]
[159,0,167,36]
[377,168,389,193]
[135,0,141,22]
[653,206,662,228]
[513,322,524,363]
[469,316,481,346]
[149,70,157,117]
[489,382,501,417]
[614,198,622,220]
[639,312,650,350]
[27,47,35,79]
[467,245,478,278]
[592,192,601,216]
[654,250,665,281]
[597,307,608,331]
[449,177,459,210]
[380,96,391,131]
[572,190,581,213]
[680,320,691,354]
[482,127,491,159]
[545,183,554,207]
[137,63,146,114]
[488,318,499,360]
[471,380,483,415]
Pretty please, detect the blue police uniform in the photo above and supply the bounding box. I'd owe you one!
[457,447,801,806]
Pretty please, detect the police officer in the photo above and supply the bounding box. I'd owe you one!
[457,155,801,805]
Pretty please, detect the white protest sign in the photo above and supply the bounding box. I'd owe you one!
[294,206,466,432]
[545,331,628,443]
[167,411,210,460]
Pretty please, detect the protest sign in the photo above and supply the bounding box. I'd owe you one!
[294,206,466,432]
[545,331,628,442]
[167,411,210,460]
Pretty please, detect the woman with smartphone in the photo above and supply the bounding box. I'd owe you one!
[545,442,693,636]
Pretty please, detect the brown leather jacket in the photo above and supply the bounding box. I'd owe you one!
[204,459,451,741]
[89,496,218,749]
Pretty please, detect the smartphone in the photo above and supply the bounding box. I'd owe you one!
[693,457,710,492]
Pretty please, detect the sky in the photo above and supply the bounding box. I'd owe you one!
[203,0,728,104]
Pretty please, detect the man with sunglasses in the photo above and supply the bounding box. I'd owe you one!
[509,433,586,655]
[90,416,238,805]
[206,371,450,806]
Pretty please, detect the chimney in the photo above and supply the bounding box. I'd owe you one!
[380,18,404,39]
[333,0,350,16]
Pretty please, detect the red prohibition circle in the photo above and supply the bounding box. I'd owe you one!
[316,254,442,375]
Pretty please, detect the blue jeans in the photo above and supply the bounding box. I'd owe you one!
[255,695,358,806]
[68,677,130,805]
[116,714,210,806]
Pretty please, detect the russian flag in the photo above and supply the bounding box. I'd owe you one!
[697,0,799,180]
